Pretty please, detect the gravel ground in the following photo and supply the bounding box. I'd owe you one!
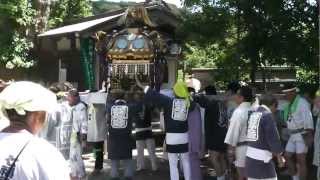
[83,149,316,180]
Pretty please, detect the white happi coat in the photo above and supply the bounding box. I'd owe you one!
[68,102,88,178]
[286,97,313,131]
[313,105,320,167]
[0,114,9,131]
[225,102,252,146]
[80,92,107,143]
[0,131,70,180]
[224,102,252,167]
[42,101,87,178]
[39,101,70,158]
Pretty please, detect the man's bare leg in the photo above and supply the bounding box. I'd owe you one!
[210,151,227,180]
[285,152,296,175]
[296,153,307,180]
[236,167,246,180]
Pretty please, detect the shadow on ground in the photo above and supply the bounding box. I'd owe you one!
[84,150,315,180]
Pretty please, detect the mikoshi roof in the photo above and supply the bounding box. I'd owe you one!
[38,3,180,38]
[38,14,123,37]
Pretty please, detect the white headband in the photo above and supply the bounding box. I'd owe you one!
[0,81,57,116]
[282,87,300,93]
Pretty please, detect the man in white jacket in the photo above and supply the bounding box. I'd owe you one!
[0,79,9,131]
[0,81,70,180]
[225,86,254,180]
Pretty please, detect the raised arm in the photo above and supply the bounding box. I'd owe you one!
[135,74,170,108]
[135,74,145,91]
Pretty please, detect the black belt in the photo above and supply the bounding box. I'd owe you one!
[237,142,247,146]
[288,128,304,135]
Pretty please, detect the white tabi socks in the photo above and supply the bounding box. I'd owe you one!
[292,175,299,180]
[217,172,226,180]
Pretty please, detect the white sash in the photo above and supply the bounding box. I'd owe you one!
[246,146,273,163]
[166,132,188,145]
[136,127,152,132]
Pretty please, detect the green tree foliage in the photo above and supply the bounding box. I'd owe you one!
[182,0,318,84]
[0,0,36,68]
[49,0,92,27]
[0,0,92,69]
[92,1,134,15]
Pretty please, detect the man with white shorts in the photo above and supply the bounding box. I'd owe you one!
[281,84,313,180]
[225,86,254,180]
[313,89,320,180]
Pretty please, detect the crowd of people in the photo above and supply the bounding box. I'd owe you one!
[0,78,320,180]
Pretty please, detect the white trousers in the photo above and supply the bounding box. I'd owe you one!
[168,152,191,180]
[136,138,158,171]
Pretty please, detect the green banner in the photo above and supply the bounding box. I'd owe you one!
[80,38,95,90]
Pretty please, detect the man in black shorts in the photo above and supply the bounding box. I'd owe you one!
[194,85,228,180]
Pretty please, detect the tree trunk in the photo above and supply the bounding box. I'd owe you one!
[33,0,51,34]
[249,37,259,85]
[250,53,258,85]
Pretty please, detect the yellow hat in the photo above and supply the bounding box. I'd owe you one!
[173,82,189,98]
[173,81,190,108]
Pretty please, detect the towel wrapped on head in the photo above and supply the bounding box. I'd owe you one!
[0,81,57,120]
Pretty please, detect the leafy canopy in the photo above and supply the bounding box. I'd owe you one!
[182,0,318,84]
[0,0,92,69]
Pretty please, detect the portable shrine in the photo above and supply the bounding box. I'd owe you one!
[38,2,182,91]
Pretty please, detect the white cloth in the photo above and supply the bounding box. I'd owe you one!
[217,175,226,180]
[69,134,86,178]
[0,116,9,131]
[69,102,87,178]
[71,103,88,134]
[185,78,201,93]
[200,107,206,158]
[285,133,308,154]
[80,92,107,105]
[56,102,72,159]
[287,97,313,130]
[246,146,273,163]
[313,106,320,167]
[248,178,277,180]
[0,101,9,131]
[0,131,70,180]
[87,104,107,142]
[0,81,57,116]
[225,102,252,168]
[292,175,299,180]
[160,111,165,131]
[285,97,312,154]
[39,101,66,142]
[166,132,188,145]
[168,153,191,180]
[225,102,252,146]
[39,101,72,159]
[45,102,87,177]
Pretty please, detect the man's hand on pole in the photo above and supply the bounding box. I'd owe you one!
[227,146,235,164]
[135,73,145,90]
[276,154,286,168]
